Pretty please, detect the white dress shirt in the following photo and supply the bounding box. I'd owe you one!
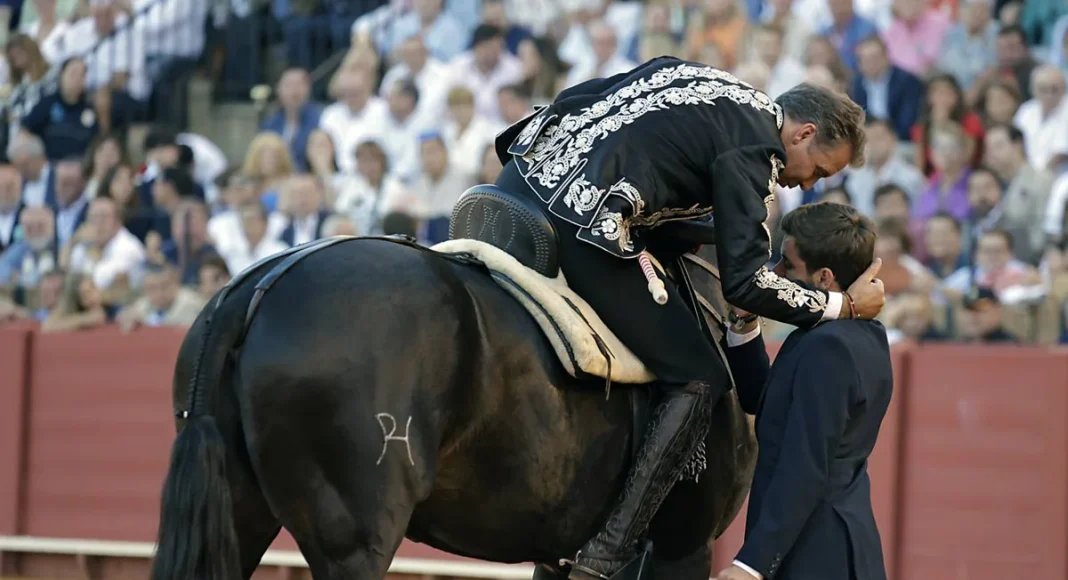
[21,163,51,208]
[446,52,525,123]
[133,0,208,60]
[69,227,147,290]
[441,116,504,180]
[380,58,452,130]
[379,112,434,184]
[287,213,320,246]
[334,174,410,235]
[208,210,287,256]
[1013,98,1068,172]
[62,15,151,100]
[844,156,927,216]
[0,209,17,246]
[319,98,389,174]
[20,20,71,64]
[764,57,807,99]
[220,236,290,276]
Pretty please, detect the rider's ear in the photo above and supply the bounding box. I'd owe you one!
[795,123,818,145]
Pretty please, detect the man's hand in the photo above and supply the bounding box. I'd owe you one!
[715,564,760,580]
[844,258,885,320]
[728,304,759,334]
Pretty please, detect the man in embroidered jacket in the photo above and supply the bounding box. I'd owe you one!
[492,56,886,580]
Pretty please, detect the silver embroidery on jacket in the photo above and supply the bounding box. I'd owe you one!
[519,64,779,191]
[563,176,604,215]
[753,267,828,312]
[589,207,633,254]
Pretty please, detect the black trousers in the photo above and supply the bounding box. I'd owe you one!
[496,162,727,389]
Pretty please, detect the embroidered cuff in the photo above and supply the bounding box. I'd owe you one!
[733,560,764,580]
[820,291,844,322]
[726,326,761,347]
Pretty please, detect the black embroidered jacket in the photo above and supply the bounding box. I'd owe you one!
[494,56,838,328]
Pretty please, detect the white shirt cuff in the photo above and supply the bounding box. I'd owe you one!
[733,559,764,580]
[726,325,761,347]
[820,291,844,322]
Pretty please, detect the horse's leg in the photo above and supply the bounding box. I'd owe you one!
[650,543,712,580]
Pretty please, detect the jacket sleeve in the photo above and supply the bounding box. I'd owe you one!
[710,145,842,328]
[734,331,855,578]
[724,329,770,415]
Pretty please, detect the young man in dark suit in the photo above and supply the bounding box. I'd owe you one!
[716,202,893,580]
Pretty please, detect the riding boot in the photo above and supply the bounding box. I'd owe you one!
[567,382,715,580]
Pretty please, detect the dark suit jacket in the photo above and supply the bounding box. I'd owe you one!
[849,67,923,141]
[726,320,893,580]
[280,210,332,246]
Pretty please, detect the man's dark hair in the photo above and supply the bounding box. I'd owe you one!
[997,25,1027,44]
[393,78,420,103]
[160,167,195,198]
[199,252,231,277]
[144,126,178,151]
[876,216,913,255]
[981,227,1014,251]
[779,202,876,288]
[499,83,533,101]
[382,211,418,238]
[872,183,909,207]
[177,144,195,171]
[987,123,1025,145]
[969,165,1006,191]
[470,24,504,48]
[776,83,867,167]
[928,211,961,234]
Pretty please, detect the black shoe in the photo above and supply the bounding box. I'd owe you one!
[568,383,714,579]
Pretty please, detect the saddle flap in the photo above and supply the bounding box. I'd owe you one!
[431,239,656,385]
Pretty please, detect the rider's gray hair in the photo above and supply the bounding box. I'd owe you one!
[776,84,867,168]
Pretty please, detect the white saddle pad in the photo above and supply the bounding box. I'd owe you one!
[432,239,656,384]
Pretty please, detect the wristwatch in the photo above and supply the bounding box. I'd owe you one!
[728,310,759,332]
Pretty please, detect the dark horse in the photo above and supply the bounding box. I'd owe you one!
[151,188,758,580]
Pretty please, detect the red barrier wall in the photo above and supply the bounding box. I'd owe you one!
[897,345,1068,579]
[4,327,1068,580]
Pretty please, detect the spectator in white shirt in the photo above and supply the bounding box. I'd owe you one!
[221,202,289,275]
[68,195,145,292]
[442,86,503,181]
[404,133,474,222]
[18,0,70,64]
[750,22,806,99]
[7,131,52,207]
[447,24,525,123]
[380,79,432,184]
[208,172,286,257]
[845,118,927,216]
[379,36,451,128]
[276,174,330,247]
[133,0,208,129]
[116,262,206,331]
[335,140,410,236]
[1012,65,1068,173]
[319,67,388,174]
[497,83,533,126]
[563,20,636,89]
[63,0,150,127]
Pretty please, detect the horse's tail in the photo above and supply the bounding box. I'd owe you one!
[151,297,245,580]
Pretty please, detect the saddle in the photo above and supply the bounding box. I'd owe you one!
[436,185,656,385]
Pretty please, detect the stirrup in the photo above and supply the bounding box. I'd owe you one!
[561,541,654,580]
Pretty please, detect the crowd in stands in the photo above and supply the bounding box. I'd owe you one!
[0,0,1065,348]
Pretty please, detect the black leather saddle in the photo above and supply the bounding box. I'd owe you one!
[448,184,561,278]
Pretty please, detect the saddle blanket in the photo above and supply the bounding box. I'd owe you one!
[432,239,656,384]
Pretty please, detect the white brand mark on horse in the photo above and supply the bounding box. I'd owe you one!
[375,413,415,466]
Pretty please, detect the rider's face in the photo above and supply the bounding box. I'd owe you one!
[780,124,853,190]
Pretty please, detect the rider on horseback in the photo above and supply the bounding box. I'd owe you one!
[492,57,886,580]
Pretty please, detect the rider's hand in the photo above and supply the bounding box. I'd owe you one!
[844,258,885,320]
[727,305,759,334]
